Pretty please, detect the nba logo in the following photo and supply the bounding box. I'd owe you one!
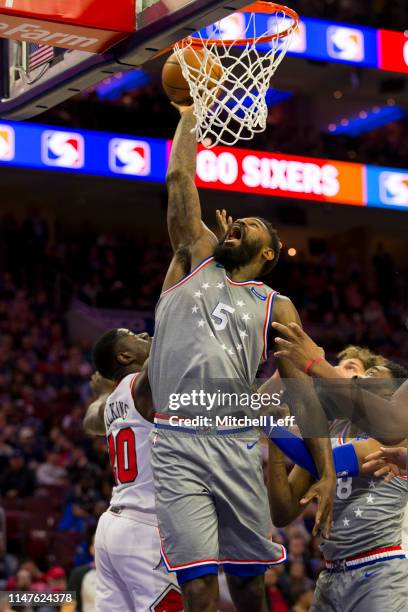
[42,131,84,168]
[379,172,408,206]
[109,139,151,176]
[267,16,305,52]
[0,125,15,161]
[207,13,246,41]
[327,26,364,61]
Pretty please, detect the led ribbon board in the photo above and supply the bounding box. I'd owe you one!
[0,120,407,209]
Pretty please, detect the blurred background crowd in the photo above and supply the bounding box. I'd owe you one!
[291,0,406,28]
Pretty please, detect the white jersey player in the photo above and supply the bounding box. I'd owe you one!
[83,328,183,612]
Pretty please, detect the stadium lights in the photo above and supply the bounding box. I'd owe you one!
[326,105,406,136]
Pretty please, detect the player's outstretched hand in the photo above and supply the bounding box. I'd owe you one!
[90,371,115,399]
[215,209,233,241]
[362,447,407,481]
[300,476,335,538]
[272,322,325,371]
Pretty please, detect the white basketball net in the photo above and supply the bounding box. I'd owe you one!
[174,7,297,147]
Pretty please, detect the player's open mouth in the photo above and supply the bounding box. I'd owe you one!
[225,224,243,245]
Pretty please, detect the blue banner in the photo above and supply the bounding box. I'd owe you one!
[0,121,167,182]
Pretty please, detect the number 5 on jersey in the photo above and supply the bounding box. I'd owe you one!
[107,428,138,485]
[211,302,235,331]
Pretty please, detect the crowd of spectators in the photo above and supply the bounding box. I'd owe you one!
[0,209,407,610]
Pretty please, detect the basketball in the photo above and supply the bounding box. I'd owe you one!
[162,48,223,105]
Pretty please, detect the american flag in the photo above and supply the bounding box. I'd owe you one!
[27,43,54,71]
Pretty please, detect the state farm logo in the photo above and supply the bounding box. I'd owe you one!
[109,139,151,176]
[0,20,98,50]
[379,172,408,206]
[327,26,364,61]
[0,125,15,161]
[207,12,246,40]
[41,131,84,169]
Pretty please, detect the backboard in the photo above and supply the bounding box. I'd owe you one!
[0,0,251,120]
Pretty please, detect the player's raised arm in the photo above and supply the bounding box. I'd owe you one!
[271,295,336,536]
[166,106,217,271]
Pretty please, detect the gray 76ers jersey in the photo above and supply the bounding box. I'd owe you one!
[148,257,276,424]
[320,420,408,560]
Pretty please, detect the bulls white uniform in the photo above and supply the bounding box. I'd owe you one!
[94,373,183,612]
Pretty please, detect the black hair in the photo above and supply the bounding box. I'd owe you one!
[385,360,408,386]
[92,329,120,380]
[256,217,281,276]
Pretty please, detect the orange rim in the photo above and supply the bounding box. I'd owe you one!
[177,2,299,48]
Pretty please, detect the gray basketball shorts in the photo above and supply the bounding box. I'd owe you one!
[150,430,286,571]
[312,557,408,612]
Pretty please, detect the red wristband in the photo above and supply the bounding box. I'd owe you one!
[304,356,324,376]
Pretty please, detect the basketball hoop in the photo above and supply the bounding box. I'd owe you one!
[173,2,299,147]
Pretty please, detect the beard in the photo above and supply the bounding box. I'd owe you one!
[213,235,262,273]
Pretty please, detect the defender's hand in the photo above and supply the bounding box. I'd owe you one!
[362,447,407,481]
[90,372,115,399]
[272,322,324,371]
[215,209,233,241]
[300,475,335,538]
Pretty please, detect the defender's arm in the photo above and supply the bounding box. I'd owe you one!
[362,446,407,479]
[83,397,108,436]
[272,321,408,442]
[83,373,114,436]
[268,441,313,527]
[272,295,336,536]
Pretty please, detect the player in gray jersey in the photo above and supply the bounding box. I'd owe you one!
[148,104,335,611]
[272,320,408,441]
[267,361,408,612]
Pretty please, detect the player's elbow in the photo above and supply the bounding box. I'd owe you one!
[269,503,292,528]
[271,513,291,528]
